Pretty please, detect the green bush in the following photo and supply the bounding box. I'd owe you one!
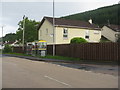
[3,44,12,53]
[117,37,120,43]
[70,37,88,44]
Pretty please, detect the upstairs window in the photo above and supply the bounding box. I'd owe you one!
[63,28,68,39]
[94,31,99,34]
[85,35,89,39]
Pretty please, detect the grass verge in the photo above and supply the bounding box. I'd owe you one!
[38,55,80,61]
[3,52,118,65]
[3,52,81,61]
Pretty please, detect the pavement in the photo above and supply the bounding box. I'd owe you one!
[2,56,118,88]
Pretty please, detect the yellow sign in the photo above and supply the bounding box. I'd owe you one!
[39,40,46,42]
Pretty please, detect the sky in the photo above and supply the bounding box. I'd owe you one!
[0,0,119,37]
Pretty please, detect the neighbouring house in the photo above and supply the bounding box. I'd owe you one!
[4,40,22,47]
[0,42,3,49]
[101,24,120,42]
[38,16,101,45]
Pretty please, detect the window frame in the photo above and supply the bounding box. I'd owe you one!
[85,30,90,40]
[63,28,68,39]
[94,31,99,34]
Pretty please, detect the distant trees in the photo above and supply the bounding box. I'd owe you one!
[3,17,40,44]
[3,44,12,53]
[3,33,17,42]
[16,17,40,43]
[62,4,120,27]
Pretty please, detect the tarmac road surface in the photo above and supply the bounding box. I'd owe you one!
[2,56,118,88]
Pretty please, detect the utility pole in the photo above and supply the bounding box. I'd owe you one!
[2,26,3,38]
[53,0,55,56]
[1,25,5,47]
[1,26,4,47]
[22,15,25,52]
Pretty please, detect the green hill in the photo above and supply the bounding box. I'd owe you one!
[61,4,120,27]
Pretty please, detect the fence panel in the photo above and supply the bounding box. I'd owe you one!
[12,46,26,53]
[47,42,119,61]
[12,43,119,61]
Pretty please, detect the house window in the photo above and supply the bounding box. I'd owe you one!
[85,30,90,39]
[63,28,68,39]
[94,31,99,34]
[46,28,48,35]
[85,35,89,39]
[115,34,120,38]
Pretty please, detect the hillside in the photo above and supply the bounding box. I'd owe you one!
[61,4,120,27]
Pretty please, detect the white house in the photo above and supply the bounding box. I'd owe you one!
[38,16,101,45]
[102,24,120,42]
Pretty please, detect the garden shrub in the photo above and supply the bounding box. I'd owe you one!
[70,37,88,44]
[3,44,12,53]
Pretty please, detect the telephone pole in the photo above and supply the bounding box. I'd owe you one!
[22,15,25,52]
[1,25,5,47]
[53,0,55,56]
[1,26,4,47]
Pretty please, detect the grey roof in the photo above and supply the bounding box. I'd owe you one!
[106,24,120,32]
[38,16,101,30]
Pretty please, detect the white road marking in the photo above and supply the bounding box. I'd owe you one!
[44,75,71,87]
[57,65,61,66]
[56,65,70,68]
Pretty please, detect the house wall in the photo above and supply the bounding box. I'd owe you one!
[38,19,101,45]
[55,27,101,44]
[102,26,119,42]
[88,29,101,42]
[38,19,54,45]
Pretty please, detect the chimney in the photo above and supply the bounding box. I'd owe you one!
[107,20,110,26]
[88,18,92,24]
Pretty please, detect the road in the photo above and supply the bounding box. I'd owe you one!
[0,54,2,89]
[2,56,118,88]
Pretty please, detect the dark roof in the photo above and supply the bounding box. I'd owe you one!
[106,24,120,32]
[6,41,14,44]
[38,16,100,30]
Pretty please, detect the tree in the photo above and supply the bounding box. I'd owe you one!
[16,17,40,43]
[3,44,12,53]
[117,36,120,42]
[3,33,17,42]
[70,37,88,44]
[62,4,120,27]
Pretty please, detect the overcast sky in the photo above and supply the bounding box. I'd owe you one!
[0,0,119,37]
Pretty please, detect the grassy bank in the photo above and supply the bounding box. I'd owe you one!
[38,55,80,61]
[3,52,118,65]
[3,52,80,61]
[0,49,2,54]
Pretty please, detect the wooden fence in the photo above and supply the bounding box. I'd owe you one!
[47,42,119,61]
[12,46,26,53]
